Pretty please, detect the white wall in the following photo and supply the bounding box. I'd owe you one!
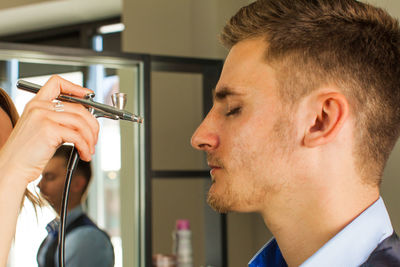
[122,0,253,59]
[363,0,400,17]
[0,0,50,10]
[0,0,121,35]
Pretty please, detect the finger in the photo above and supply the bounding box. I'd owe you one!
[59,102,99,143]
[25,100,100,144]
[55,126,92,161]
[23,101,99,148]
[24,100,100,143]
[44,111,97,154]
[21,103,97,154]
[36,75,93,101]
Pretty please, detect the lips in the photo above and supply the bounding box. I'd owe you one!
[209,164,221,169]
[208,161,221,169]
[208,163,222,177]
[210,166,221,172]
[207,155,224,177]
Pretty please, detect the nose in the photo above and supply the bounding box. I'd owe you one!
[191,114,219,151]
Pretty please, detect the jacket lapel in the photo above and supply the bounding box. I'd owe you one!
[361,232,400,266]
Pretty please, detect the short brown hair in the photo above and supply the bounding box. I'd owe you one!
[221,0,400,185]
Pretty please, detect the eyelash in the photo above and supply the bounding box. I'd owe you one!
[226,107,241,116]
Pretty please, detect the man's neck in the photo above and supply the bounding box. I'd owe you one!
[260,182,379,266]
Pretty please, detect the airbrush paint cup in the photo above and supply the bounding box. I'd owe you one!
[111,93,127,110]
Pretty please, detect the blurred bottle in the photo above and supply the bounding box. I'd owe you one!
[153,254,176,267]
[172,219,193,267]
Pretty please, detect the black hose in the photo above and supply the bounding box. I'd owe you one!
[58,147,80,267]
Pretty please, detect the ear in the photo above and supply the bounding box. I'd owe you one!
[303,92,349,147]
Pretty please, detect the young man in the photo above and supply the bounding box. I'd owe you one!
[191,0,400,266]
[0,76,99,266]
[37,145,114,267]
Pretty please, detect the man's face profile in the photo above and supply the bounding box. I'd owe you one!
[191,38,297,214]
[38,156,67,211]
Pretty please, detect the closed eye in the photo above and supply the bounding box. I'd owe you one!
[43,173,56,181]
[226,107,241,116]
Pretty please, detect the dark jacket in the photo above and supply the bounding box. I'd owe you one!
[361,232,400,267]
[37,213,113,267]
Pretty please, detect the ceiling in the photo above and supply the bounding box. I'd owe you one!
[0,0,122,36]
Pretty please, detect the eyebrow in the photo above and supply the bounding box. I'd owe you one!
[213,86,242,101]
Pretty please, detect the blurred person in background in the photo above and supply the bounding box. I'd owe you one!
[37,144,114,267]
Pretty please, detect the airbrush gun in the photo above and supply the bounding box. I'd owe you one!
[16,79,143,267]
[16,79,143,123]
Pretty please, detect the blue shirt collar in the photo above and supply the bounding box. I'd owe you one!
[249,238,287,267]
[46,205,84,233]
[249,197,393,267]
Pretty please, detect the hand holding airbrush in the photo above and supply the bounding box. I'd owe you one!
[16,78,143,267]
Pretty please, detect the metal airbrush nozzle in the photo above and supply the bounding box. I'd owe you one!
[130,114,144,123]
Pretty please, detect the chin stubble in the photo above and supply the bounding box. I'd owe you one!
[206,178,235,213]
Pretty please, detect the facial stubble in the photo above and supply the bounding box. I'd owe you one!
[206,109,295,214]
